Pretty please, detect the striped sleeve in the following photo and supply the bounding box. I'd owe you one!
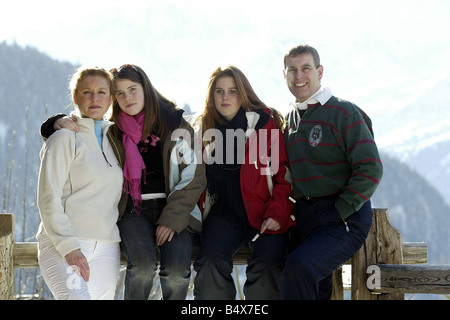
[335,111,383,219]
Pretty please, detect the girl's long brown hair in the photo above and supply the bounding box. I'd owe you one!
[200,65,284,138]
[110,64,178,141]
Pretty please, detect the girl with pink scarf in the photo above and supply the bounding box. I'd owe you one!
[41,64,206,300]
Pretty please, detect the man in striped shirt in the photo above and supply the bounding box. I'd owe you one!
[278,44,383,300]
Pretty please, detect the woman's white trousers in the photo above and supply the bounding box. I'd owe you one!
[38,234,120,300]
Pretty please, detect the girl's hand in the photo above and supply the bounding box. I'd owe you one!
[260,217,281,234]
[54,115,79,132]
[156,225,175,246]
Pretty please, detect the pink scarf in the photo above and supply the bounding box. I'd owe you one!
[116,110,147,212]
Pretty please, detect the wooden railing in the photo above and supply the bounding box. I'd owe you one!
[1,209,449,300]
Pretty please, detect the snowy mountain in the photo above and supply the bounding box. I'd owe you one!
[1,41,449,300]
[369,71,450,205]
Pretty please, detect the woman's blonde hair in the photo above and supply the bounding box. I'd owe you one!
[200,65,284,137]
[69,66,113,103]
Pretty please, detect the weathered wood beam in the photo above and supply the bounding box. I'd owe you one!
[369,264,450,295]
[402,242,427,264]
[341,242,427,265]
[12,241,427,268]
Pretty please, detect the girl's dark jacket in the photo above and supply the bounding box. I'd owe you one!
[41,109,207,234]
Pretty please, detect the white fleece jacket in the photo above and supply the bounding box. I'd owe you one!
[36,113,123,258]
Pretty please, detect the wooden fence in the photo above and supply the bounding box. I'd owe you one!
[1,209,449,300]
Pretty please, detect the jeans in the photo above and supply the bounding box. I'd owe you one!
[118,201,196,300]
[278,199,373,300]
[193,211,288,300]
[38,234,120,300]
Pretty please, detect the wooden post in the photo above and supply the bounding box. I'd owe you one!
[331,267,344,300]
[351,208,404,300]
[0,213,14,300]
[352,208,377,300]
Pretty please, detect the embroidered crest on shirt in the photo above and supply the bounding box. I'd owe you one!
[309,125,322,147]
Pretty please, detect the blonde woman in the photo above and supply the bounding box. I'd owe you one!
[37,67,123,300]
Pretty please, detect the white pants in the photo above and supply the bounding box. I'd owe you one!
[38,234,120,300]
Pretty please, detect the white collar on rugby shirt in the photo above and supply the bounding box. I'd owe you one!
[290,86,333,110]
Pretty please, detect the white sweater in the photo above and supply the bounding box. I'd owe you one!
[36,114,123,258]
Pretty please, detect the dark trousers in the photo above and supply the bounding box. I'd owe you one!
[278,198,372,300]
[118,201,195,300]
[193,211,288,300]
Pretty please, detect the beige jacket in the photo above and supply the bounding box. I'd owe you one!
[36,114,123,258]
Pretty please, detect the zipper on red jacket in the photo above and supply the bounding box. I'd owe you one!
[288,196,296,222]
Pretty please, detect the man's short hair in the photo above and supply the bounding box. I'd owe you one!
[284,44,321,69]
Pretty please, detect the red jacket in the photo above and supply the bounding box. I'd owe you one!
[199,108,296,233]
